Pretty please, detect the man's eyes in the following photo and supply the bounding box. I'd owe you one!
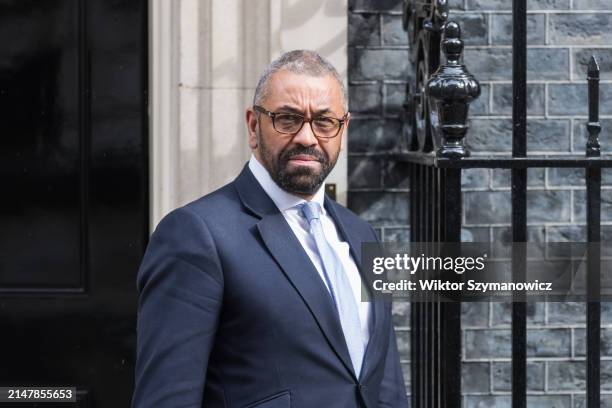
[276,114,303,124]
[276,114,336,122]
[277,113,302,119]
[274,113,339,132]
[313,117,338,130]
[313,117,335,125]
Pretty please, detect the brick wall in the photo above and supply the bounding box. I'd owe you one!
[347,0,612,406]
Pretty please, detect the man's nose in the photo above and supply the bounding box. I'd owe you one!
[292,120,318,146]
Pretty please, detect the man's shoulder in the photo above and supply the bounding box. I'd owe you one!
[182,181,241,217]
[155,181,243,231]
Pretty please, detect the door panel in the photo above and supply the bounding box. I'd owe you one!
[0,1,148,406]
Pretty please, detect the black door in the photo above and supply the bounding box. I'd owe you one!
[0,0,148,406]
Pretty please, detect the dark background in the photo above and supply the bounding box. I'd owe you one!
[0,0,148,406]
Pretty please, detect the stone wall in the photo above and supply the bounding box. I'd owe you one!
[347,0,612,406]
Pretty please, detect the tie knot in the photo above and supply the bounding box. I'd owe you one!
[300,201,321,224]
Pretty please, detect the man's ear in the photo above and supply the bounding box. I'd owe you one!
[246,107,258,149]
[340,112,350,150]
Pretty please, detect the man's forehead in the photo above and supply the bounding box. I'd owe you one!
[265,70,344,108]
[267,71,341,95]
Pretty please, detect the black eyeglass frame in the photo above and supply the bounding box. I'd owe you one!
[253,105,348,139]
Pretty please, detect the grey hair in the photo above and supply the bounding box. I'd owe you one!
[253,50,348,112]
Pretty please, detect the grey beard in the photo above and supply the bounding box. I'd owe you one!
[257,130,336,196]
[275,159,329,196]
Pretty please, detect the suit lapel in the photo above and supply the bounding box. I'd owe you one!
[234,165,357,379]
[324,196,387,383]
[256,214,357,378]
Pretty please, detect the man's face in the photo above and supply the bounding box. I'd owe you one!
[246,70,349,198]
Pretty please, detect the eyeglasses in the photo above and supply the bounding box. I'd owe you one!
[253,105,347,139]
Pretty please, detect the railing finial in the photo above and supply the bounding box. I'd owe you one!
[587,55,601,157]
[426,21,480,158]
[588,55,600,77]
[442,21,462,64]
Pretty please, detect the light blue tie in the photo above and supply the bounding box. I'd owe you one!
[300,201,365,378]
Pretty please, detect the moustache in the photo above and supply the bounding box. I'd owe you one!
[281,147,327,163]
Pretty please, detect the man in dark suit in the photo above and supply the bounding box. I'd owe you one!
[132,50,408,407]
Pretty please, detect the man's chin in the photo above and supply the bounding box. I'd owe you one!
[279,174,324,196]
[275,160,335,196]
[281,163,319,177]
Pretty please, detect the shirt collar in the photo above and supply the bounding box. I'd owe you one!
[248,154,326,214]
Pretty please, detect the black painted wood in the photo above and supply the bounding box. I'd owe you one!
[0,1,148,406]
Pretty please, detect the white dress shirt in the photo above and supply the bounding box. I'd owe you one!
[248,155,372,349]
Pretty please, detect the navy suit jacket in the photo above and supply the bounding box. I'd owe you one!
[132,164,408,407]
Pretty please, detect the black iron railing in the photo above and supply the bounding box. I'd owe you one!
[400,0,607,407]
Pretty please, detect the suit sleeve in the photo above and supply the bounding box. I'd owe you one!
[366,226,409,407]
[131,207,223,408]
